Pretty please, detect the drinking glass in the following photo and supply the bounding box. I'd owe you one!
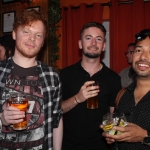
[87,80,99,109]
[9,92,28,130]
[102,112,127,135]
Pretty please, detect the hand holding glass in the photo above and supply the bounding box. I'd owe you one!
[102,112,127,135]
[9,93,28,130]
[87,81,99,109]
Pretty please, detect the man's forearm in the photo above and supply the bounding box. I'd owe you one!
[53,117,63,150]
[62,96,78,113]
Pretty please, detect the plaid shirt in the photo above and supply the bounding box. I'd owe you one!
[0,58,62,150]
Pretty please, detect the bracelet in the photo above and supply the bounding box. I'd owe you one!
[75,96,80,104]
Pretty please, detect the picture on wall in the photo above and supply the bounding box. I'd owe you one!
[2,11,15,33]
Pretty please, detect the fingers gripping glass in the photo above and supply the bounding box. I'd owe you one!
[87,81,99,109]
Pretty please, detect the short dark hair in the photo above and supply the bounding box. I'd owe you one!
[13,9,48,38]
[138,29,150,35]
[80,22,106,39]
[135,29,150,44]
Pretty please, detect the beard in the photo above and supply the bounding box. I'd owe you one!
[134,70,150,78]
[83,51,100,58]
[16,42,39,58]
[82,45,101,58]
[133,61,150,78]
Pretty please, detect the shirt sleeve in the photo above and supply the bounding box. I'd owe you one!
[52,74,63,128]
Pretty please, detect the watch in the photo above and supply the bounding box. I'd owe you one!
[143,131,150,146]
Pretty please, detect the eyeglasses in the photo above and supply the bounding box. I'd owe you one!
[135,33,150,41]
[124,51,134,55]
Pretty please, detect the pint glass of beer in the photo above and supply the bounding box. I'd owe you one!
[9,92,28,130]
[87,81,99,109]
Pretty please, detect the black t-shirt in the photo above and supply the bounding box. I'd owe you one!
[60,61,121,150]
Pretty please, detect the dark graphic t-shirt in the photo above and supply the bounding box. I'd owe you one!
[0,61,44,150]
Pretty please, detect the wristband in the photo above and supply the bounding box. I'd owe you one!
[75,97,80,104]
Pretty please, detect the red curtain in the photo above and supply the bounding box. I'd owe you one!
[62,3,104,68]
[110,0,150,73]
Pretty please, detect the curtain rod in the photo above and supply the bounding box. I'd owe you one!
[101,0,150,7]
[102,1,132,6]
[63,0,150,9]
[63,1,131,9]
